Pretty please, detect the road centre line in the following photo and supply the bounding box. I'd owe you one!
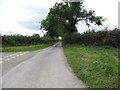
[0,61,2,63]
[19,54,23,55]
[2,52,28,59]
[6,59,10,61]
[16,55,20,57]
[2,52,21,59]
[11,57,16,59]
[1,52,29,63]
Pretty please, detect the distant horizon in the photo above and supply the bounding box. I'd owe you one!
[0,27,118,37]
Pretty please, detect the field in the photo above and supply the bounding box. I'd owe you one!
[63,45,118,88]
[0,44,51,52]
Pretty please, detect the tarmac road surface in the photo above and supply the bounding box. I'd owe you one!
[0,42,87,88]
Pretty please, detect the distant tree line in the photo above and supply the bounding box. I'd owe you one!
[62,28,120,48]
[1,34,54,47]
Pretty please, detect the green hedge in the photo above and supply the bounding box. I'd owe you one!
[63,29,120,47]
[1,35,53,47]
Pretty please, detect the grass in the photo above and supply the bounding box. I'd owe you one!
[0,44,51,52]
[63,44,118,88]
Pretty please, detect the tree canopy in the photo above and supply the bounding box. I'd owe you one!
[40,0,105,39]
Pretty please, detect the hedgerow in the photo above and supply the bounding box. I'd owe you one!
[63,28,120,48]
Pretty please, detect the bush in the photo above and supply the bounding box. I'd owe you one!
[62,28,120,47]
[2,36,16,46]
[2,34,54,47]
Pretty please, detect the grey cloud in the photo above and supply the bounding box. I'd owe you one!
[20,4,49,17]
[19,22,40,30]
[18,19,40,30]
[17,5,49,31]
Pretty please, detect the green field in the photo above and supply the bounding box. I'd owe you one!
[0,44,51,52]
[63,45,118,88]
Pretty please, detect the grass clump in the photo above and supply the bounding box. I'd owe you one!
[1,44,51,52]
[63,44,118,88]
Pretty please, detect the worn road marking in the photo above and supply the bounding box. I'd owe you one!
[16,55,20,57]
[5,58,10,61]
[1,52,29,63]
[19,54,23,55]
[2,53,19,59]
[2,52,27,59]
[11,57,16,59]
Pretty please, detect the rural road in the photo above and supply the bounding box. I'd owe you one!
[0,42,87,88]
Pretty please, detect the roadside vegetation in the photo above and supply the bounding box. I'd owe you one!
[40,1,119,88]
[1,0,119,88]
[1,33,57,52]
[0,44,51,52]
[40,0,105,40]
[40,0,120,88]
[64,44,118,88]
[63,28,120,48]
[1,33,54,47]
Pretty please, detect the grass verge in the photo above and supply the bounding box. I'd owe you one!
[63,44,118,88]
[0,44,51,52]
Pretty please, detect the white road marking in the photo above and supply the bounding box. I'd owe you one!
[1,52,29,63]
[16,55,20,57]
[2,53,19,59]
[9,55,13,56]
[6,59,10,61]
[19,54,23,55]
[0,61,2,63]
[0,60,2,63]
[24,52,28,54]
[2,52,23,58]
[11,57,16,59]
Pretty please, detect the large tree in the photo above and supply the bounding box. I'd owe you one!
[40,0,105,39]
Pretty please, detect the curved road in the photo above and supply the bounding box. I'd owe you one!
[0,42,87,88]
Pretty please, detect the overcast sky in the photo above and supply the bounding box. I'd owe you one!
[0,0,119,36]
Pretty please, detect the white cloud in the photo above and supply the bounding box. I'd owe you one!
[83,0,119,29]
[0,0,61,36]
[0,0,119,36]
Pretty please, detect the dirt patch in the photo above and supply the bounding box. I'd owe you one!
[92,60,107,65]
[84,53,91,57]
[112,56,118,62]
[103,52,109,55]
[100,62,107,65]
[77,57,91,62]
[93,61,99,63]
[82,68,92,73]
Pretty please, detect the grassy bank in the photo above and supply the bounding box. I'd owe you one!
[63,45,118,88]
[0,44,51,52]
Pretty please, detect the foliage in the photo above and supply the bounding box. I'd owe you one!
[62,28,120,48]
[64,45,118,88]
[40,1,105,39]
[1,34,55,47]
